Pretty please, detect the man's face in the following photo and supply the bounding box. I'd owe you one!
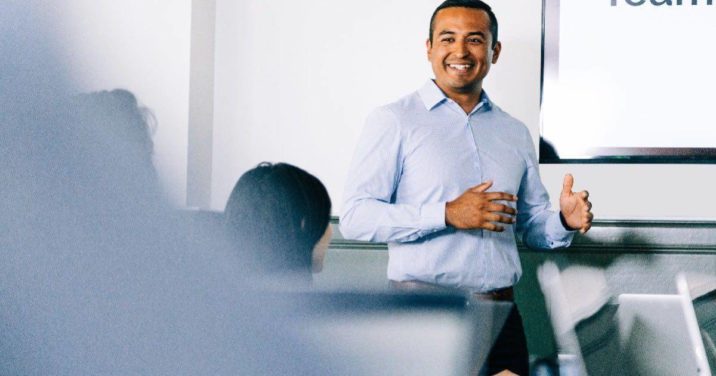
[427,7,501,96]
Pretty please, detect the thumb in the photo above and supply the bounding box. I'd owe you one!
[562,174,574,196]
[471,180,493,193]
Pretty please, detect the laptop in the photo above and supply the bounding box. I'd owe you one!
[617,277,712,376]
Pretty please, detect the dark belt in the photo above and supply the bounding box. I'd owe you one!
[389,280,514,302]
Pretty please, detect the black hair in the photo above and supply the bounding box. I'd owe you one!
[224,162,332,281]
[429,0,499,48]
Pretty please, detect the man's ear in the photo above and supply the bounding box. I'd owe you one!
[426,38,432,60]
[491,41,502,64]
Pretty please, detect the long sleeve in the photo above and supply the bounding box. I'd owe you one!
[340,107,446,243]
[515,129,575,250]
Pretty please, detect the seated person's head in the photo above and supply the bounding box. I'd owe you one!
[73,89,155,165]
[224,162,332,283]
[65,89,160,206]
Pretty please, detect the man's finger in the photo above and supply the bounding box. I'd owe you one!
[486,202,517,216]
[482,222,504,232]
[580,223,592,234]
[484,192,518,202]
[581,190,589,200]
[483,213,515,225]
[485,212,516,224]
[470,180,493,193]
[562,173,574,194]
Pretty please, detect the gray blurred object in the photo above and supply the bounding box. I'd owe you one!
[0,2,329,373]
[537,261,618,376]
[284,290,512,376]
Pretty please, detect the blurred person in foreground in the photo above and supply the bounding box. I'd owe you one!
[224,162,333,287]
[340,1,593,374]
[0,10,330,368]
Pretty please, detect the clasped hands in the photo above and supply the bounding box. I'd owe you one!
[445,174,593,233]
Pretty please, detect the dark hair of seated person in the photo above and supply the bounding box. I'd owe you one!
[224,162,332,283]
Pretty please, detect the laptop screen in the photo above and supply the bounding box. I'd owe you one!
[617,285,711,376]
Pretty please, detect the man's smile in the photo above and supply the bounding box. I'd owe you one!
[446,63,474,72]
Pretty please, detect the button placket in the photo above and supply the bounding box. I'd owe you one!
[467,114,483,184]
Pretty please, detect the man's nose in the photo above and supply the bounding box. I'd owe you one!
[452,40,469,56]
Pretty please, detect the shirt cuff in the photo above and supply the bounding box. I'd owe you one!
[559,211,578,231]
[547,211,576,239]
[419,201,447,231]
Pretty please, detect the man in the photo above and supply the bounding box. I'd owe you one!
[340,0,593,374]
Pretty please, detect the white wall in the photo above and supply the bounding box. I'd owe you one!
[211,0,437,210]
[54,0,192,206]
[211,0,716,219]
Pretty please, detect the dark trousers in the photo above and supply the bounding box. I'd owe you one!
[484,304,529,376]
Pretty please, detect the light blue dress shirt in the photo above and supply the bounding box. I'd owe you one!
[340,80,575,292]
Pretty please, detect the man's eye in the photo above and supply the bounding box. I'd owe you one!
[468,38,483,44]
[441,38,454,43]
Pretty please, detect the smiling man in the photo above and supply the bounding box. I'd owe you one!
[341,1,593,374]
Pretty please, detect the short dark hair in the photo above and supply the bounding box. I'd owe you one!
[224,162,332,280]
[429,0,499,48]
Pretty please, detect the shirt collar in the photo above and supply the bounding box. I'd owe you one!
[418,79,493,113]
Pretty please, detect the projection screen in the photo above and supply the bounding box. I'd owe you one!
[540,0,716,163]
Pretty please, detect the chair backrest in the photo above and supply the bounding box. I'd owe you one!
[537,261,590,376]
[538,261,621,376]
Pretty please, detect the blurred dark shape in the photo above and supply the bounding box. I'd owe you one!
[537,261,615,375]
[539,137,560,163]
[573,304,621,376]
[224,162,332,285]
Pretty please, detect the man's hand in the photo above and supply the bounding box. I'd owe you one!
[445,181,517,232]
[559,174,593,234]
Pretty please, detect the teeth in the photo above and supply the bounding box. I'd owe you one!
[449,64,471,71]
